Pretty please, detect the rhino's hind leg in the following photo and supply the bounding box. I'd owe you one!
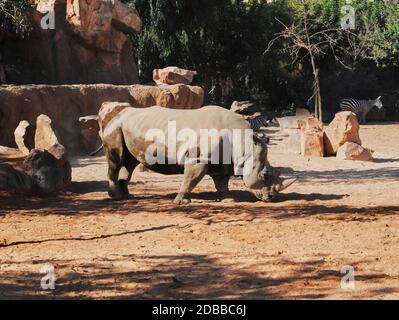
[106,148,124,200]
[211,175,230,202]
[174,163,208,205]
[118,152,139,199]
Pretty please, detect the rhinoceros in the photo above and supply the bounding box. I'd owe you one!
[102,105,296,204]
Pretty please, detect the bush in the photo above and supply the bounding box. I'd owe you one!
[0,0,32,37]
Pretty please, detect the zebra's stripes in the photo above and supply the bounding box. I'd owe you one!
[248,115,270,131]
[339,96,383,123]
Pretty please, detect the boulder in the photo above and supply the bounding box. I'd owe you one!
[296,108,311,118]
[112,0,142,34]
[276,116,302,131]
[299,116,324,132]
[66,0,141,53]
[324,111,361,155]
[35,114,60,150]
[153,67,197,85]
[0,146,22,158]
[48,143,68,165]
[301,131,324,157]
[336,142,374,161]
[14,120,36,156]
[23,149,71,194]
[230,101,257,115]
[166,84,204,110]
[276,110,314,132]
[300,117,324,157]
[79,115,101,153]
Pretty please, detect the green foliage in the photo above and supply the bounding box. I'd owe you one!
[123,0,398,117]
[353,0,399,66]
[124,0,294,109]
[0,0,32,37]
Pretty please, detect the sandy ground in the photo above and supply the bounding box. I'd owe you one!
[0,123,398,299]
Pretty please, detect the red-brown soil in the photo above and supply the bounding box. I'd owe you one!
[1,124,398,299]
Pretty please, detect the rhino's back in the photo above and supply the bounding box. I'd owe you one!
[123,105,248,130]
[115,105,250,166]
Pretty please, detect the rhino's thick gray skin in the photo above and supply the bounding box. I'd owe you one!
[102,105,296,204]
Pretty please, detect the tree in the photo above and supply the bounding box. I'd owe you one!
[353,0,399,67]
[0,0,32,37]
[265,0,367,121]
[123,0,294,108]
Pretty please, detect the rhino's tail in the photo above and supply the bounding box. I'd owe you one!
[91,144,104,156]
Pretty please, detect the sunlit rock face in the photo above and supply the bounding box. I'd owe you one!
[0,0,141,85]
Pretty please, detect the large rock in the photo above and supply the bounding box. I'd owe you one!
[35,114,60,150]
[299,117,324,157]
[48,143,68,165]
[324,111,361,156]
[336,142,374,161]
[230,101,257,115]
[276,109,313,132]
[0,142,71,195]
[14,120,35,155]
[79,115,101,153]
[66,0,142,53]
[0,146,22,158]
[153,67,197,85]
[296,108,311,118]
[23,148,71,194]
[1,0,141,85]
[0,84,204,154]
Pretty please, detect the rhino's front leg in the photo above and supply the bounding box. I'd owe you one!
[174,163,208,205]
[107,157,124,200]
[105,141,126,200]
[118,153,139,199]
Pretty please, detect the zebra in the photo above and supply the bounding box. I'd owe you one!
[248,115,271,131]
[339,96,383,124]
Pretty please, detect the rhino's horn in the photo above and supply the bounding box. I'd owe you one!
[275,177,297,192]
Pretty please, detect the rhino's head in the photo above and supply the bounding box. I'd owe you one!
[240,132,297,202]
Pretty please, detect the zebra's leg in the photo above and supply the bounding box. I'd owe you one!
[362,112,367,124]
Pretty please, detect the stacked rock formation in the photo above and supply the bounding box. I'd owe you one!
[153,67,197,86]
[299,117,324,157]
[1,114,73,195]
[284,111,373,161]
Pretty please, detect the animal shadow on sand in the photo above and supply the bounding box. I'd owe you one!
[160,191,347,203]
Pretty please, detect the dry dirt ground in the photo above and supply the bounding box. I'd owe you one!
[0,124,398,299]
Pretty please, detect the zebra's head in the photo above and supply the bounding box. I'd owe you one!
[375,96,383,109]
